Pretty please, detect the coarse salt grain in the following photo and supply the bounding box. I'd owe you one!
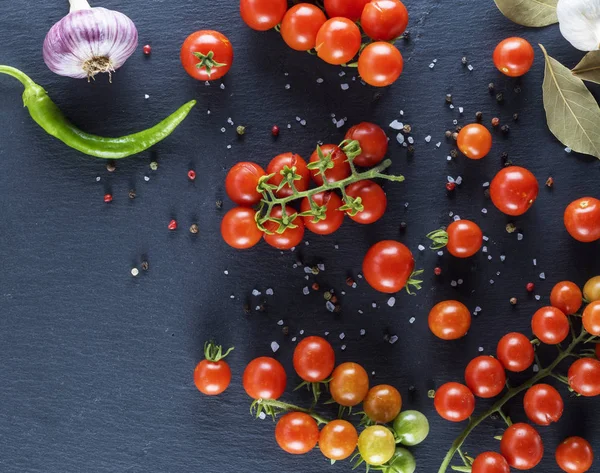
[271,342,279,353]
[453,119,458,125]
[325,331,330,336]
[475,306,482,313]
[467,64,474,71]
[397,133,405,145]
[535,295,541,300]
[339,333,345,340]
[533,259,537,266]
[266,288,274,296]
[483,182,490,187]
[478,347,484,352]
[131,268,139,277]
[436,142,441,148]
[533,364,539,373]
[409,317,416,324]
[539,273,546,280]
[341,83,349,90]
[481,208,488,214]
[453,215,461,221]
[483,236,489,241]
[429,63,435,69]
[490,279,495,284]
[437,251,444,256]
[455,176,463,185]
[259,412,266,420]
[220,127,226,133]
[252,289,261,296]
[418,245,425,251]
[144,94,149,99]
[483,246,488,253]
[449,104,455,109]
[144,176,150,181]
[220,83,225,90]
[448,176,455,183]
[316,78,323,83]
[500,255,506,262]
[459,107,464,114]
[300,330,304,335]
[303,287,309,295]
[326,301,335,312]
[451,280,458,287]
[358,309,364,314]
[300,120,306,126]
[458,279,464,285]
[372,302,377,308]
[360,329,366,336]
[565,147,572,153]
[96,177,101,181]
[341,345,346,351]
[390,120,403,130]
[389,335,399,344]
[224,270,229,275]
[517,233,524,241]
[425,135,432,143]
[408,137,414,144]
[292,337,297,342]
[488,255,492,260]
[284,84,290,89]
[277,320,283,326]
[388,297,396,307]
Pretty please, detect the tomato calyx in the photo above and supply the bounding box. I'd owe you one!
[250,397,330,425]
[294,378,332,404]
[426,228,449,250]
[203,340,234,362]
[192,50,227,77]
[405,270,424,296]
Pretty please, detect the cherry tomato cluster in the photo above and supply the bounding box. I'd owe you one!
[239,0,409,87]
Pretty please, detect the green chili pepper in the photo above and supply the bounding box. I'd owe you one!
[0,65,196,159]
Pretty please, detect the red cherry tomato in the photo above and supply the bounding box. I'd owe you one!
[309,144,351,185]
[315,18,362,65]
[263,205,305,250]
[362,240,415,294]
[428,300,472,340]
[300,192,344,235]
[181,31,233,81]
[532,306,569,345]
[363,384,402,423]
[523,383,564,426]
[194,359,231,395]
[490,166,539,216]
[464,356,506,399]
[324,0,370,21]
[319,420,358,461]
[330,362,370,407]
[344,122,388,167]
[555,437,594,473]
[500,423,544,470]
[472,452,511,473]
[564,197,600,243]
[240,0,288,31]
[267,152,310,198]
[225,162,266,206]
[568,358,600,397]
[358,42,404,87]
[445,220,483,258]
[221,207,263,249]
[242,357,287,400]
[583,301,600,336]
[275,412,320,455]
[434,382,475,422]
[345,180,387,224]
[496,332,534,372]
[550,281,583,315]
[281,4,327,51]
[292,336,335,382]
[457,124,492,160]
[361,0,409,41]
[493,37,535,77]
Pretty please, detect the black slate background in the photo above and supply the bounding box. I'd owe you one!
[1,1,599,472]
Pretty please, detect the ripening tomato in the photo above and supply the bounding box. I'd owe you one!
[363,385,402,423]
[465,356,506,399]
[319,420,358,461]
[281,4,327,51]
[358,42,404,87]
[345,180,387,224]
[500,423,544,470]
[555,437,594,473]
[315,18,362,65]
[532,306,569,345]
[472,452,511,473]
[568,358,600,397]
[330,362,370,407]
[324,0,370,21]
[225,162,266,206]
[267,153,310,198]
[358,426,396,466]
[309,144,351,185]
[293,336,335,382]
[445,220,483,258]
[301,192,344,235]
[363,241,415,294]
[393,410,430,446]
[523,383,564,426]
[361,0,409,41]
[564,197,600,243]
[496,332,534,373]
[493,37,535,77]
[221,207,263,249]
[583,301,600,336]
[490,166,539,216]
[434,382,475,422]
[275,412,320,455]
[263,205,305,250]
[584,276,600,302]
[550,281,583,315]
[242,357,287,400]
[344,122,388,167]
[181,30,233,81]
[428,300,472,340]
[240,0,288,31]
[457,124,492,160]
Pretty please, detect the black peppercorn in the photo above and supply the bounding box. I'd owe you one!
[496,93,504,103]
[450,149,458,158]
[501,125,510,134]
[445,130,452,138]
[407,145,415,154]
[513,113,519,121]
[400,222,407,231]
[475,111,483,121]
[488,82,495,93]
[445,94,453,104]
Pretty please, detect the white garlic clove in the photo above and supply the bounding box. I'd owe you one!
[557,0,600,51]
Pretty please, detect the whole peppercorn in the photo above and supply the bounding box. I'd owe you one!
[450,149,458,158]
[526,282,535,292]
[128,189,136,199]
[403,124,412,133]
[188,170,196,181]
[484,188,490,198]
[501,125,510,134]
[312,282,320,291]
[334,304,342,314]
[168,219,177,230]
[243,303,251,315]
[545,176,554,188]
[400,222,407,232]
[236,125,246,136]
[282,326,289,336]
[401,30,410,40]
[491,117,500,127]
[510,297,518,305]
[501,152,509,163]
[346,277,355,287]
[446,182,456,192]
[475,111,483,121]
[455,125,462,133]
[506,223,517,233]
[106,161,116,172]
[143,44,152,55]
[445,130,452,138]
[488,82,495,94]
[513,113,519,121]
[216,200,223,209]
[496,93,504,103]
[189,224,199,234]
[330,295,338,304]
[461,57,468,65]
[407,145,415,155]
[271,125,280,136]
[451,132,459,141]
[445,94,453,104]
[141,261,149,271]
[434,267,442,276]
[104,193,113,203]
[150,161,158,171]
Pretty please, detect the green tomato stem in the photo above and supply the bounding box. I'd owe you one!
[253,398,331,425]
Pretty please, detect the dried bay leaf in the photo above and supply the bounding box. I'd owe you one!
[540,44,600,159]
[494,0,558,27]
[572,51,600,85]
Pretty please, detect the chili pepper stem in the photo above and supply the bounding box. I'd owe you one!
[0,65,36,88]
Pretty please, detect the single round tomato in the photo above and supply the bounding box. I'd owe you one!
[242,357,287,400]
[363,384,402,423]
[281,4,327,51]
[358,42,404,87]
[387,448,416,473]
[315,18,362,65]
[434,382,475,422]
[568,358,600,397]
[556,437,594,473]
[319,420,358,461]
[309,144,351,185]
[472,452,511,473]
[225,162,266,206]
[393,410,430,446]
[344,122,388,167]
[465,356,506,399]
[358,426,396,466]
[523,383,564,426]
[181,30,233,81]
[324,0,370,21]
[221,207,263,249]
[361,0,409,41]
[446,220,483,258]
[345,180,387,224]
[263,205,305,250]
[500,423,544,470]
[493,37,535,77]
[564,197,600,243]
[490,166,539,216]
[532,306,569,345]
[267,152,310,198]
[301,192,344,235]
[240,0,287,31]
[275,412,319,455]
[330,362,370,407]
[457,124,492,160]
[583,301,600,336]
[194,359,231,395]
[363,241,415,294]
[428,300,472,340]
[292,336,335,382]
[584,276,600,302]
[551,281,583,315]
[497,332,535,372]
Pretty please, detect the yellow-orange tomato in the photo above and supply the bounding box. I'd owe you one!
[429,300,472,340]
[583,302,600,336]
[457,124,492,160]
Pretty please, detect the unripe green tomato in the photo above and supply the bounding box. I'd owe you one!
[387,447,417,473]
[393,410,430,446]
